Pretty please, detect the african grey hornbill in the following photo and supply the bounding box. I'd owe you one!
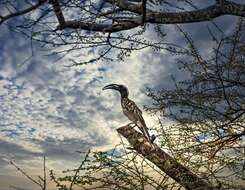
[103,84,155,143]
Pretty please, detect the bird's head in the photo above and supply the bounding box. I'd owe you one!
[102,84,129,98]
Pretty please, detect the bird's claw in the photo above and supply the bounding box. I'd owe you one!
[150,134,156,143]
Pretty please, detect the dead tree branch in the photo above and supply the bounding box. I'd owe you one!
[117,124,218,190]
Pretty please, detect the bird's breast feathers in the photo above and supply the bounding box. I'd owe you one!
[122,98,142,113]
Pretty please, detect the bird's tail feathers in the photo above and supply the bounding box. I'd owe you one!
[137,121,152,142]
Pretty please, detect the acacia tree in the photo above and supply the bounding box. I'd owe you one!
[2,0,244,189]
[1,0,245,64]
[47,18,244,190]
[145,19,245,189]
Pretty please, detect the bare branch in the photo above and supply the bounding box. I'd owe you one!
[0,0,47,25]
[146,1,245,24]
[141,0,147,25]
[49,0,65,27]
[9,160,43,189]
[53,1,245,32]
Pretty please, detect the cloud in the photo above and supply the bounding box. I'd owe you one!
[0,4,241,188]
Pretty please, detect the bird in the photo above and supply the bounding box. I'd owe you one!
[103,84,155,143]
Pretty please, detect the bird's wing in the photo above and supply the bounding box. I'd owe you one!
[122,98,152,142]
[123,99,146,125]
[123,99,142,113]
[130,102,152,142]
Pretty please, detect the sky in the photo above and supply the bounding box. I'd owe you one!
[0,1,243,189]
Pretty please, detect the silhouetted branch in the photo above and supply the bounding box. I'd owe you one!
[9,155,47,190]
[10,160,43,188]
[0,0,47,25]
[69,149,91,190]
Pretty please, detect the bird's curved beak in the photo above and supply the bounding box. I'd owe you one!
[102,84,119,91]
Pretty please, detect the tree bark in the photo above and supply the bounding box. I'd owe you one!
[117,125,218,190]
[51,0,245,32]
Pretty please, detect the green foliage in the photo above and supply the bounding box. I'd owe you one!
[49,148,173,190]
[146,19,245,189]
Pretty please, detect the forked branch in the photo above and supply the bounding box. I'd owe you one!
[51,0,245,33]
